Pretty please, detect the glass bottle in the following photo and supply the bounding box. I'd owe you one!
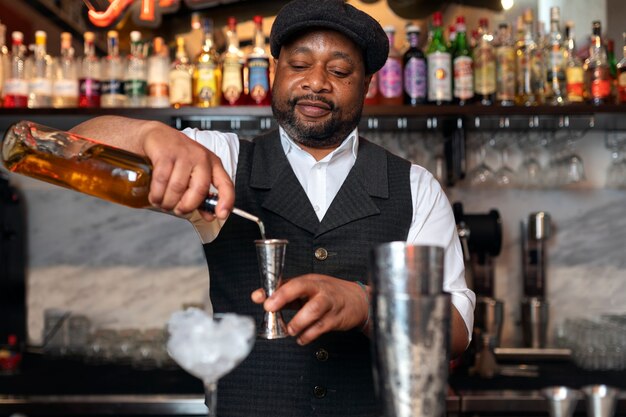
[147,37,170,108]
[584,21,612,105]
[427,11,452,105]
[247,15,271,106]
[193,18,221,108]
[101,30,127,108]
[516,9,539,106]
[617,33,626,104]
[53,32,79,108]
[221,17,246,106]
[544,7,567,105]
[474,18,496,105]
[453,16,473,105]
[125,31,147,107]
[169,36,193,108]
[379,25,403,106]
[1,121,226,216]
[0,21,9,105]
[564,21,584,103]
[3,31,28,108]
[79,31,101,108]
[403,24,427,106]
[28,30,53,108]
[495,23,516,106]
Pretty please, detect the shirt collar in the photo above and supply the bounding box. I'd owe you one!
[279,126,359,162]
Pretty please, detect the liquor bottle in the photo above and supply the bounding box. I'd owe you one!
[403,24,427,106]
[379,25,403,106]
[364,72,380,105]
[1,121,221,214]
[617,33,626,104]
[194,18,220,107]
[125,31,147,107]
[147,37,170,108]
[453,16,473,105]
[515,9,539,106]
[169,37,193,108]
[584,21,612,105]
[52,32,79,108]
[0,22,8,105]
[79,32,101,108]
[427,11,452,105]
[101,30,127,108]
[474,18,496,105]
[495,23,516,106]
[3,32,28,108]
[247,15,271,106]
[544,7,567,105]
[28,31,53,108]
[220,17,246,106]
[564,22,584,103]
[608,39,618,80]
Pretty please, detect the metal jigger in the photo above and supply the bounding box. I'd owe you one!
[255,239,289,339]
[582,385,619,417]
[541,386,581,417]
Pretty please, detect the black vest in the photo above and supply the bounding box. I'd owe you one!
[203,130,412,417]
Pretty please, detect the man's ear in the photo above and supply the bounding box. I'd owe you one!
[364,74,373,95]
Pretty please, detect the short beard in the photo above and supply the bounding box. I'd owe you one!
[272,94,363,149]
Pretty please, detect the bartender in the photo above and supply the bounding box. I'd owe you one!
[71,0,475,415]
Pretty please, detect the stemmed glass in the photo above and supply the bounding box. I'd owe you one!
[559,130,587,187]
[518,132,544,189]
[605,132,626,189]
[492,132,517,188]
[466,132,495,188]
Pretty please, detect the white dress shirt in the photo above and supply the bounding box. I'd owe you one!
[182,126,475,337]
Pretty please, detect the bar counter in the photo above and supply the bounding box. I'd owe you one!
[2,350,626,417]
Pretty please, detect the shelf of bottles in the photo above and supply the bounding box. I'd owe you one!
[0,6,625,136]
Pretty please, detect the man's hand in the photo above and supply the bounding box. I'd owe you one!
[251,274,370,345]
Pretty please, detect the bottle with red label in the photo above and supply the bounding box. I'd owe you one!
[3,32,28,108]
[453,16,474,105]
[584,21,612,105]
[378,25,403,106]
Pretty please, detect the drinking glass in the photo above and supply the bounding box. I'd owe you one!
[466,132,495,188]
[605,133,626,189]
[518,132,544,189]
[492,132,517,188]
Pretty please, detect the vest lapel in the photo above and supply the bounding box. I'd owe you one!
[317,138,389,237]
[249,131,320,235]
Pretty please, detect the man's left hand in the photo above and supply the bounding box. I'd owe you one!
[250,274,369,345]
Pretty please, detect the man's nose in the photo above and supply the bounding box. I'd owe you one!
[303,65,331,93]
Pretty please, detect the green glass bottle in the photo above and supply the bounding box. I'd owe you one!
[427,11,452,105]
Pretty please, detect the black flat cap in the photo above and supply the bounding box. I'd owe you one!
[270,0,389,74]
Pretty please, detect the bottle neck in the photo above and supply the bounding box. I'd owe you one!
[408,32,420,48]
[84,42,95,59]
[107,38,119,58]
[254,24,266,51]
[550,20,560,37]
[226,28,239,51]
[130,41,142,58]
[176,44,188,62]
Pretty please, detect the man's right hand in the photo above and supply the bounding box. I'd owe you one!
[71,116,235,221]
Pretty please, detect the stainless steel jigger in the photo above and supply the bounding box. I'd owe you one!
[541,386,581,417]
[255,239,289,339]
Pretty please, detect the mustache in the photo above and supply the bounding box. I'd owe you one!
[289,94,335,110]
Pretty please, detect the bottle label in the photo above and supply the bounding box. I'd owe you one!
[169,70,192,104]
[379,57,402,98]
[4,79,29,96]
[248,57,270,103]
[566,67,584,101]
[29,78,52,95]
[427,52,452,102]
[474,46,496,95]
[101,79,124,96]
[195,67,219,104]
[403,57,427,99]
[591,78,611,99]
[453,56,474,100]
[79,79,102,97]
[53,79,79,97]
[149,82,169,98]
[496,46,516,101]
[124,79,148,97]
[222,59,243,104]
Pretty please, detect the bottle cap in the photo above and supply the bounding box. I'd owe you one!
[84,31,95,42]
[433,11,443,27]
[153,36,164,54]
[12,31,23,43]
[61,32,72,48]
[479,18,489,28]
[107,30,118,39]
[550,6,560,22]
[383,25,395,33]
[228,16,237,30]
[253,15,263,25]
[130,30,141,42]
[406,24,420,34]
[35,30,46,45]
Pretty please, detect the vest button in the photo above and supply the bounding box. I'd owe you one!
[313,385,327,398]
[314,247,328,261]
[315,348,329,362]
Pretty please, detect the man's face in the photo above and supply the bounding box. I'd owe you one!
[271,29,371,149]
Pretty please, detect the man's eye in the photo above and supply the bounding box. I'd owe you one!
[331,69,349,77]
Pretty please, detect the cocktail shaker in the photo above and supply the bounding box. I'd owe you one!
[370,242,450,417]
